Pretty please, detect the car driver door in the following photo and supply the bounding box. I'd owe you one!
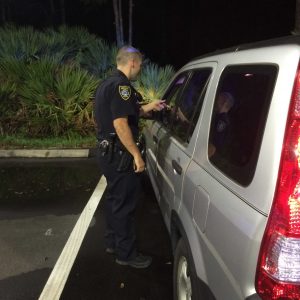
[155,67,213,222]
[146,72,190,199]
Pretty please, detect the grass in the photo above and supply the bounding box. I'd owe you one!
[0,134,97,149]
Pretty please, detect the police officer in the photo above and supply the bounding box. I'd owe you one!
[94,46,165,268]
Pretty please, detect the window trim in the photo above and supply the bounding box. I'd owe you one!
[207,63,279,186]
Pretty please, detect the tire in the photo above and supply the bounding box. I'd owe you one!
[173,238,201,300]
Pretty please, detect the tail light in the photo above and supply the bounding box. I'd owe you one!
[256,64,300,299]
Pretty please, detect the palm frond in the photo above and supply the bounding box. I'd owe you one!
[135,63,175,100]
[0,25,43,62]
[54,65,99,133]
[79,38,117,78]
[0,57,28,84]
[0,25,175,138]
[55,26,97,65]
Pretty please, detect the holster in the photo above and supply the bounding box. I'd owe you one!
[116,137,145,172]
[98,134,145,172]
[116,151,133,172]
[97,133,117,162]
[107,133,116,163]
[97,140,109,157]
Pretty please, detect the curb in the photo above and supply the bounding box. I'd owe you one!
[0,148,97,158]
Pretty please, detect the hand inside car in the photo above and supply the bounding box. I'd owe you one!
[152,100,167,111]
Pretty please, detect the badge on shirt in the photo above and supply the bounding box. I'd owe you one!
[119,85,131,101]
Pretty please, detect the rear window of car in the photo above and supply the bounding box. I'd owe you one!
[208,64,278,186]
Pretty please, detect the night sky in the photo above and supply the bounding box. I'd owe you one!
[3,0,296,69]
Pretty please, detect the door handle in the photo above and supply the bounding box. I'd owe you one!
[153,135,158,144]
[172,160,182,175]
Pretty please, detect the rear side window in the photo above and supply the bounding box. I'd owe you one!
[208,64,278,186]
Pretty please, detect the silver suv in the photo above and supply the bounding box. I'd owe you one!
[142,36,300,300]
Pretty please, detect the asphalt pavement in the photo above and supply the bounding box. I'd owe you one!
[61,174,173,300]
[0,156,173,300]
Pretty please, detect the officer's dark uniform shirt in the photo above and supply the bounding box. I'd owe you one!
[94,70,142,141]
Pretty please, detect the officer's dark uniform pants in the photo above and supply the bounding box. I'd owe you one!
[97,150,140,261]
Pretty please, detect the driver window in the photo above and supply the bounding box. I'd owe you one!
[165,73,189,106]
[171,69,212,144]
[159,72,189,126]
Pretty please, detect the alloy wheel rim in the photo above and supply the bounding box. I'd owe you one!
[177,255,192,300]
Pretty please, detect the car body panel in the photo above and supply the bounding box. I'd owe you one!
[143,39,300,299]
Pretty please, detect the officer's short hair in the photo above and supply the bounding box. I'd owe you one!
[116,46,143,66]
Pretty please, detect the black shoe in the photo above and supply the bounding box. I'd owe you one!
[105,247,115,255]
[116,253,152,269]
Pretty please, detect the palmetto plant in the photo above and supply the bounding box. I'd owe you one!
[16,61,99,137]
[0,57,28,135]
[54,65,99,134]
[78,38,117,78]
[17,58,58,136]
[0,25,175,138]
[0,56,27,84]
[0,25,42,61]
[0,25,98,65]
[135,63,175,101]
[0,81,18,135]
[52,26,96,65]
[134,63,175,132]
[0,26,101,137]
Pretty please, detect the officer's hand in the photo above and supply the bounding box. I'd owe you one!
[133,155,145,173]
[152,100,167,111]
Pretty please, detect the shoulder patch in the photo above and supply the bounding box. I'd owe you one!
[119,85,131,101]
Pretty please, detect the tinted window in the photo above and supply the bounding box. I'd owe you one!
[208,65,278,186]
[157,72,189,126]
[171,69,211,144]
[165,72,189,106]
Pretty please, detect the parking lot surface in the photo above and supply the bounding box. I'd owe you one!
[0,158,172,300]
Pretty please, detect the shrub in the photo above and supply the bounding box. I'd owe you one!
[0,25,175,140]
[54,65,99,135]
[135,63,175,101]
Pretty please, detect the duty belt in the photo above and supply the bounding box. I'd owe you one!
[97,135,145,172]
[97,138,125,163]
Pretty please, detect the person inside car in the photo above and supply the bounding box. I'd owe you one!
[208,91,235,157]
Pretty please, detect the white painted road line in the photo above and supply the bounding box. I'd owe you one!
[39,176,107,300]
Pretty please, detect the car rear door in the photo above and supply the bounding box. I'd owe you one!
[191,62,280,299]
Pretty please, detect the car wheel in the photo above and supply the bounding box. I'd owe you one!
[173,238,201,300]
[173,239,197,300]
